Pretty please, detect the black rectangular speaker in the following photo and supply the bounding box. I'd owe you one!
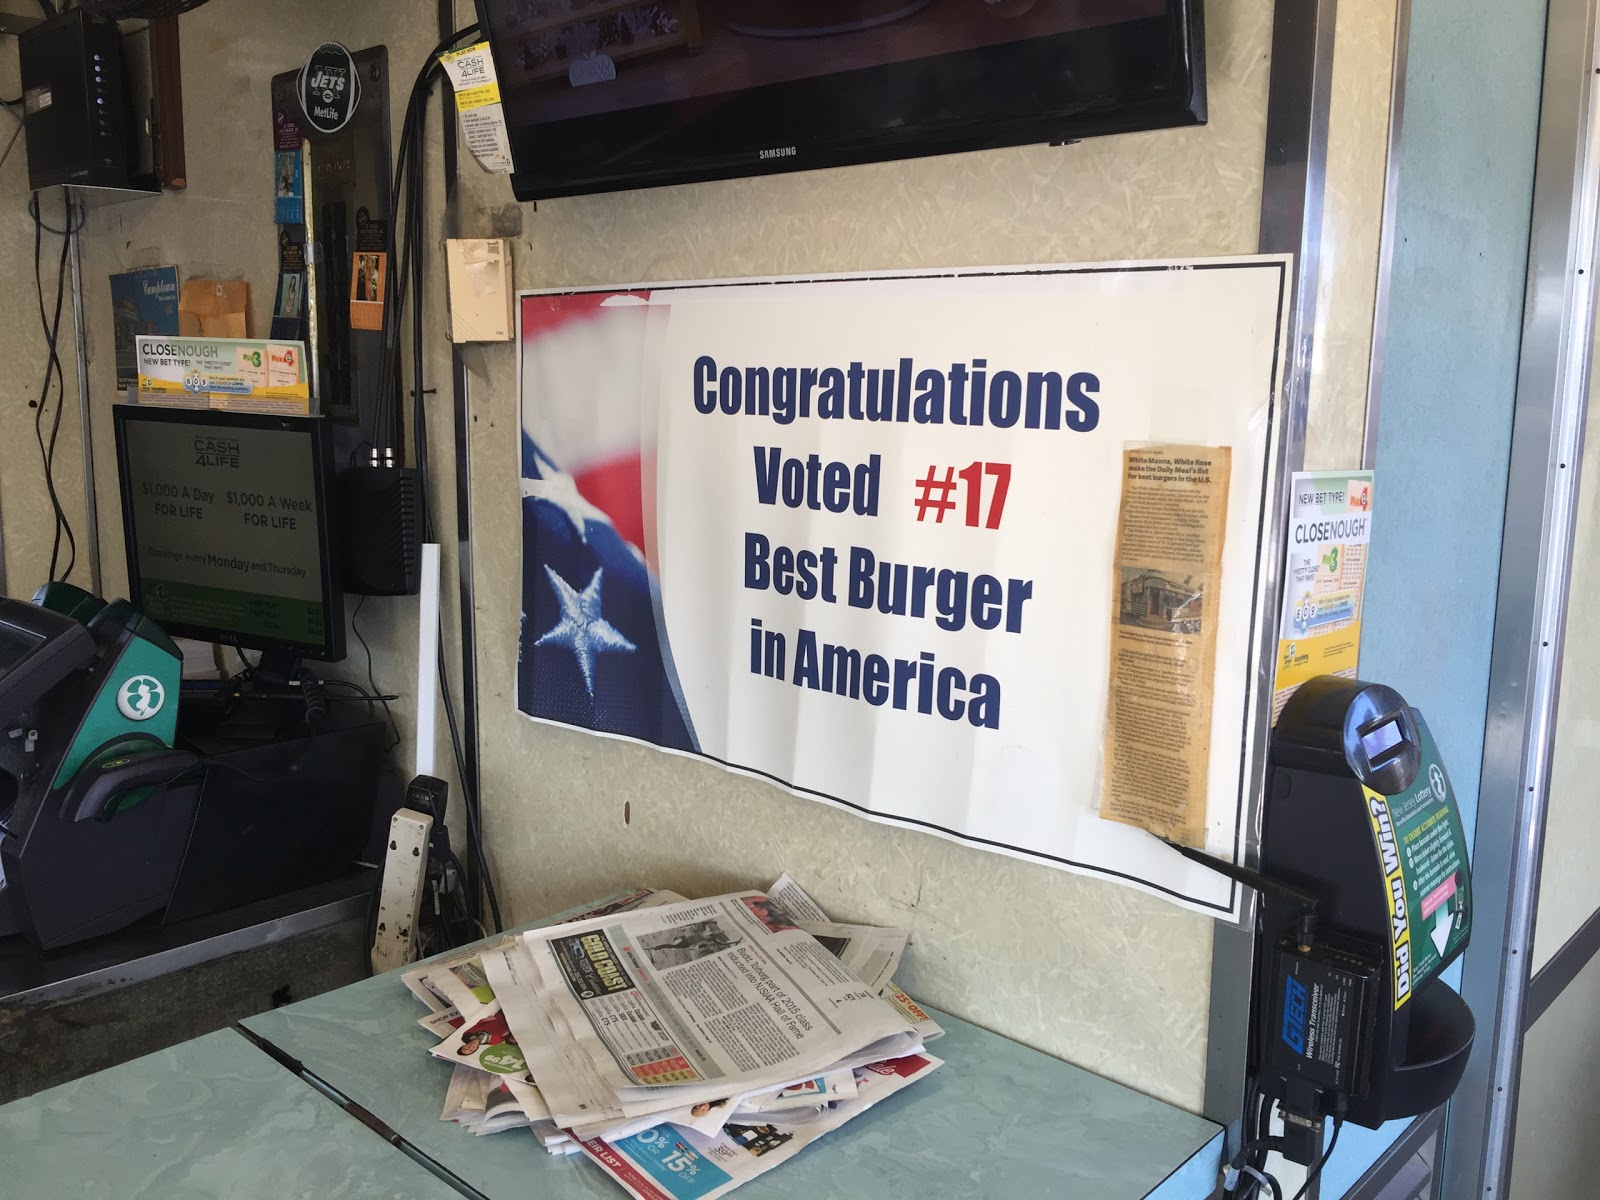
[339,466,421,596]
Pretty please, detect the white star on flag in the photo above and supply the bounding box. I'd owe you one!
[521,470,608,543]
[535,565,636,696]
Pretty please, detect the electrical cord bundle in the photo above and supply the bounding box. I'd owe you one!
[226,648,399,743]
[1223,1092,1344,1200]
[30,191,82,584]
[408,782,483,956]
[1156,840,1345,1199]
[374,23,479,468]
[373,22,504,940]
[349,597,402,751]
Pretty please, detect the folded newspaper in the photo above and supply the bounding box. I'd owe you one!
[400,879,945,1194]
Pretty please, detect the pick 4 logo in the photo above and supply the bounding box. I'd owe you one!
[117,675,166,721]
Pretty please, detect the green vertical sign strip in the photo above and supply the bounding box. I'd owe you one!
[1364,720,1472,1009]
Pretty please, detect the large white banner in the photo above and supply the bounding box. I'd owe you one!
[516,259,1289,914]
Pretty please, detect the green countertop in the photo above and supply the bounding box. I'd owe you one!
[243,960,1223,1199]
[0,1027,459,1200]
[0,908,1223,1200]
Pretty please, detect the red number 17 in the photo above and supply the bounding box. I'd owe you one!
[956,461,1012,530]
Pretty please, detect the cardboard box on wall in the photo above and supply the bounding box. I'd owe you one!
[445,239,513,343]
[180,279,249,338]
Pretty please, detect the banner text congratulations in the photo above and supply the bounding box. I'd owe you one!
[694,355,1100,431]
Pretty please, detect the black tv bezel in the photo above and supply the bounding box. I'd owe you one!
[477,0,1206,201]
[112,405,347,664]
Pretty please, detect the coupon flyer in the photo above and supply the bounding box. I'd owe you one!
[1273,470,1375,720]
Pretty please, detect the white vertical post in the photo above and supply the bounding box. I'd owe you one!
[415,543,441,779]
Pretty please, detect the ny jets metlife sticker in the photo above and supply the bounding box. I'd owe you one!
[299,43,361,135]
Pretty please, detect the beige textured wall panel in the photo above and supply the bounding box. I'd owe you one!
[0,0,86,598]
[66,4,463,780]
[444,0,1398,1114]
[79,2,386,602]
[1533,321,1600,970]
[1511,949,1600,1196]
[31,0,1399,1116]
[1305,0,1398,471]
[449,0,1290,1115]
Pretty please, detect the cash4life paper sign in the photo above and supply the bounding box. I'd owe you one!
[515,261,1290,914]
[440,42,513,174]
[1273,470,1374,721]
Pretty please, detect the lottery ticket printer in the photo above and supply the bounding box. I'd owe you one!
[0,407,385,951]
[0,589,198,948]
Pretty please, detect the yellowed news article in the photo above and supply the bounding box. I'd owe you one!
[1100,444,1231,847]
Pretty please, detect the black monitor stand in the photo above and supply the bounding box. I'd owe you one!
[251,648,307,691]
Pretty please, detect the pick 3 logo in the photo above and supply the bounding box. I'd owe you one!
[117,675,166,721]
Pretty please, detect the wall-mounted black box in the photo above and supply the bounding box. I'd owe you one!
[20,12,132,191]
[339,465,421,596]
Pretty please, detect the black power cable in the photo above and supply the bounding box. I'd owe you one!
[350,595,402,752]
[30,192,80,583]
[441,636,501,932]
[1224,1088,1282,1200]
[375,22,503,936]
[1288,1117,1343,1200]
[375,22,480,464]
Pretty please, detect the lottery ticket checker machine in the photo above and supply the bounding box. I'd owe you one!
[1253,677,1475,1163]
[0,408,384,950]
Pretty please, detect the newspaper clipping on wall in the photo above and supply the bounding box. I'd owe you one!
[1100,444,1232,846]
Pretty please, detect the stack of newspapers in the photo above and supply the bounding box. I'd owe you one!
[402,876,945,1198]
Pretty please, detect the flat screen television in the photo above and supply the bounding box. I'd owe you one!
[476,0,1206,200]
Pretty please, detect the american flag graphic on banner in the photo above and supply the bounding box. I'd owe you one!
[518,291,696,752]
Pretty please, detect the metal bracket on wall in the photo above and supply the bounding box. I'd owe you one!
[440,0,484,923]
[0,12,41,37]
[66,193,103,598]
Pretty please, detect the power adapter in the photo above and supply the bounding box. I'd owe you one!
[339,465,421,595]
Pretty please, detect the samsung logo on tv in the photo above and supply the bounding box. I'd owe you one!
[758,146,797,160]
